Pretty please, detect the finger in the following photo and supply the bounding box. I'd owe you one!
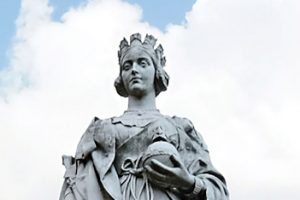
[145,166,171,188]
[145,165,169,182]
[148,178,170,189]
[150,159,174,175]
[170,155,183,168]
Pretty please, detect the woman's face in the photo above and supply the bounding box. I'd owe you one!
[121,48,155,98]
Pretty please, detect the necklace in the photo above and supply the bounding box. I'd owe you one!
[125,109,159,113]
[124,109,160,117]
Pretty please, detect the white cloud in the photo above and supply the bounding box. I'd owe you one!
[161,1,300,199]
[1,0,300,199]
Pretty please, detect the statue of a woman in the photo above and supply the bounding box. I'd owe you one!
[59,33,229,200]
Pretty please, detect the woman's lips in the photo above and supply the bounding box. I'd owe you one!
[130,77,141,83]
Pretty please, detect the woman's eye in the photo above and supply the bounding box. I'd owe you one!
[140,60,148,67]
[122,63,131,70]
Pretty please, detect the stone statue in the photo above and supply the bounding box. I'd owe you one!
[59,33,229,200]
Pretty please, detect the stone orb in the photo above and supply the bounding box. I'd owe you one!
[142,141,180,168]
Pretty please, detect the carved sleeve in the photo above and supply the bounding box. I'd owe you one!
[172,116,229,200]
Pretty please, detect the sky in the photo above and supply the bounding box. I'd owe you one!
[0,0,300,199]
[0,0,195,69]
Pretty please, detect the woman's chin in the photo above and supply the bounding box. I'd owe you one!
[128,88,146,97]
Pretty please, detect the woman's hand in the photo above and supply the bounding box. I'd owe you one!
[145,154,195,192]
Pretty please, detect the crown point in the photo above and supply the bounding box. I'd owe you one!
[130,33,142,44]
[119,38,129,49]
[144,34,157,47]
[155,44,164,54]
[161,56,166,67]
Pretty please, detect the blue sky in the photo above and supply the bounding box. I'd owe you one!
[0,0,195,70]
[0,0,20,70]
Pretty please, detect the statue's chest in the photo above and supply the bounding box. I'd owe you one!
[112,118,180,175]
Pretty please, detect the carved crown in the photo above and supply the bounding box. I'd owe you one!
[118,33,166,68]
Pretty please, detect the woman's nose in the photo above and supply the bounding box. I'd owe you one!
[131,62,139,75]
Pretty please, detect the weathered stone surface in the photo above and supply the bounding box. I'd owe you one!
[60,33,229,200]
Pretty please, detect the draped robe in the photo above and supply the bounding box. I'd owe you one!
[59,111,229,200]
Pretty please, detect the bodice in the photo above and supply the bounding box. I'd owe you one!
[111,110,181,200]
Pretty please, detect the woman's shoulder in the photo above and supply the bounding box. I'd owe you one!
[74,116,115,159]
[85,116,117,129]
[160,115,195,132]
[163,115,209,151]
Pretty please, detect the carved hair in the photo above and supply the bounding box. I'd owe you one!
[114,33,169,97]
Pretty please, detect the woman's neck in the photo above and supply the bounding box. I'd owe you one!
[127,91,157,111]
